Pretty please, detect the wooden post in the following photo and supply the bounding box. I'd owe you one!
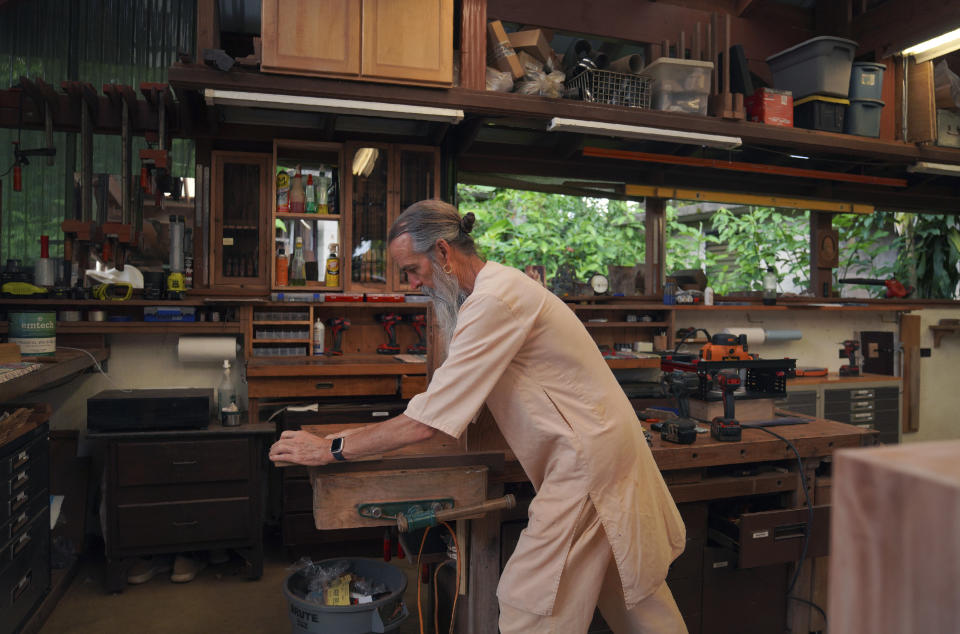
[809,212,835,298]
[461,482,504,634]
[196,0,219,61]
[645,198,666,296]
[900,313,921,433]
[460,0,487,90]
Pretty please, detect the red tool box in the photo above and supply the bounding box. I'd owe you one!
[746,88,794,127]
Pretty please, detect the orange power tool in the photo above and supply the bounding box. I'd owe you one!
[700,333,757,362]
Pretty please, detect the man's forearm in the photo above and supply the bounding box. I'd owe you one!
[339,413,437,460]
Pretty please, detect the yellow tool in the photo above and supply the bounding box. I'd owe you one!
[92,282,132,301]
[1,282,48,297]
[166,272,186,299]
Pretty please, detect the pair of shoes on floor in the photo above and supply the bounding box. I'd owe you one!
[171,554,207,583]
[127,557,172,584]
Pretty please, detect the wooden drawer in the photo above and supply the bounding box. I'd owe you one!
[400,375,427,399]
[249,376,398,398]
[709,505,830,568]
[115,439,249,487]
[115,498,251,550]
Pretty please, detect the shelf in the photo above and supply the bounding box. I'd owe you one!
[276,213,341,221]
[930,320,960,348]
[223,225,258,230]
[272,286,343,292]
[584,321,668,328]
[0,348,109,402]
[0,321,242,335]
[252,321,312,325]
[0,298,210,307]
[248,353,426,377]
[252,339,310,344]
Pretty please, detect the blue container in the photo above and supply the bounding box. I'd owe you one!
[845,98,884,137]
[849,62,885,100]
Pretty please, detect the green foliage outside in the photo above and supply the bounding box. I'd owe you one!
[458,185,960,299]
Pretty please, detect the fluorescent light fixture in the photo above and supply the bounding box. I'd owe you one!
[789,154,810,160]
[901,27,960,63]
[203,89,464,123]
[907,161,960,176]
[547,117,742,149]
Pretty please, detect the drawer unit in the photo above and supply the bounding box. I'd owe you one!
[281,399,407,431]
[101,431,266,591]
[774,388,818,418]
[248,375,398,398]
[709,505,831,568]
[0,419,49,634]
[824,384,901,443]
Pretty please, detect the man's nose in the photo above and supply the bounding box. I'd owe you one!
[409,275,423,290]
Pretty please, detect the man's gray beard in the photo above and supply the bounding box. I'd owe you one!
[421,259,468,356]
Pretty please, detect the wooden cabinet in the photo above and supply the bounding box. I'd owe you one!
[261,0,453,86]
[210,151,273,291]
[344,143,440,293]
[99,431,266,592]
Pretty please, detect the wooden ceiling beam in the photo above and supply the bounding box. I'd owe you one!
[853,0,960,58]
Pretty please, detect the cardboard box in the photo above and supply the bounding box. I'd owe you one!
[487,20,524,80]
[907,59,936,143]
[507,28,553,64]
[936,108,960,147]
[746,88,794,127]
[688,397,775,423]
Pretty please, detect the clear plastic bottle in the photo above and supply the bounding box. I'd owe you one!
[762,266,777,305]
[305,174,317,213]
[313,317,325,355]
[289,166,305,213]
[217,359,237,423]
[289,237,306,286]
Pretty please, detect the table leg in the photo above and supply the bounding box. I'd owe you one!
[460,483,503,634]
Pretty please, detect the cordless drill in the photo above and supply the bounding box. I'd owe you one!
[710,369,742,442]
[376,313,402,355]
[839,339,861,376]
[659,370,699,444]
[406,314,427,354]
[326,318,350,356]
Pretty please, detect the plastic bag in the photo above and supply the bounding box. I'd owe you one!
[516,70,566,98]
[289,557,351,594]
[485,66,514,92]
[934,60,960,110]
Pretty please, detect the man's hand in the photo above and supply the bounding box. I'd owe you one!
[269,430,332,466]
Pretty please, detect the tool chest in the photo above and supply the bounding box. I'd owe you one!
[824,385,900,444]
[0,421,49,634]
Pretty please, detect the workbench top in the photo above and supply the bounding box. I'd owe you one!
[247,354,427,377]
[788,372,900,387]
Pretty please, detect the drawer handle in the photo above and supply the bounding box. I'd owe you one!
[11,491,27,513]
[851,401,874,410]
[11,570,31,603]
[172,520,199,528]
[12,512,28,534]
[774,523,807,541]
[372,411,390,417]
[315,382,334,390]
[852,412,874,421]
[13,533,30,557]
[852,389,874,398]
[12,471,28,490]
[13,451,29,470]
[172,460,198,466]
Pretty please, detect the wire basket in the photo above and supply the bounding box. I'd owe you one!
[565,69,652,109]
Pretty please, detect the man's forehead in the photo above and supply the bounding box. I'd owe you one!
[389,234,425,264]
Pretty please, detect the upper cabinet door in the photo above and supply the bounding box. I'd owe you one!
[361,0,453,85]
[262,0,361,77]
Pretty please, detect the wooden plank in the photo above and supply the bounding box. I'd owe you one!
[0,349,108,403]
[195,0,219,61]
[667,471,797,504]
[247,357,426,377]
[399,374,427,398]
[460,0,487,90]
[462,482,503,634]
[900,313,921,433]
[810,213,834,298]
[311,465,488,529]
[626,184,873,214]
[0,343,20,362]
[829,441,960,633]
[644,198,666,296]
[907,59,937,144]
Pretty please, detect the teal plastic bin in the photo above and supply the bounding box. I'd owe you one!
[849,62,885,100]
[845,99,884,137]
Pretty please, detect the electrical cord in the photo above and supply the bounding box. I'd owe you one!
[674,327,711,353]
[432,560,453,634]
[416,521,461,634]
[740,423,826,626]
[55,346,131,392]
[441,521,461,634]
[416,525,432,634]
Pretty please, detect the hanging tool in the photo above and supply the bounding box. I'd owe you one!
[139,83,173,205]
[710,369,742,441]
[326,318,350,356]
[838,339,861,376]
[405,314,427,354]
[92,283,133,301]
[10,78,57,192]
[61,81,100,291]
[375,313,402,355]
[838,277,914,298]
[100,84,140,271]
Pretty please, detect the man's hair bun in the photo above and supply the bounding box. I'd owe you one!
[460,212,476,234]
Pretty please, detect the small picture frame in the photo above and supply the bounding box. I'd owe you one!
[524,265,546,286]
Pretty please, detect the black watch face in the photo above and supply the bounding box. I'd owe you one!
[331,437,344,453]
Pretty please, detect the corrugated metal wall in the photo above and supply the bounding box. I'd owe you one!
[0,0,195,265]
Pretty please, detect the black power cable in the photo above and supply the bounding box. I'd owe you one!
[740,423,827,627]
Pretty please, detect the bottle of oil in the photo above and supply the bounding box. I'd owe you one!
[275,244,288,286]
[325,243,340,287]
[289,237,306,286]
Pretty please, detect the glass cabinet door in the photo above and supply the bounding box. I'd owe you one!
[347,144,391,291]
[212,151,271,289]
[392,146,439,289]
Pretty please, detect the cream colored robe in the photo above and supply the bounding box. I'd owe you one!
[405,262,685,615]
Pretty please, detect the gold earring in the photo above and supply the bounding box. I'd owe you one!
[442,263,453,274]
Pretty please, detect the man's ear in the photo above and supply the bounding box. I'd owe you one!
[435,239,451,266]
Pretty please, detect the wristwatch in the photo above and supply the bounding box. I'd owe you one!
[330,437,346,461]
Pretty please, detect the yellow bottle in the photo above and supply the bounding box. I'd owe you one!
[325,244,340,287]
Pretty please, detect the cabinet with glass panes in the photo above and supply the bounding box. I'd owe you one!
[271,140,343,290]
[344,142,440,293]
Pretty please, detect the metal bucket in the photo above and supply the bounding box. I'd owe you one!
[8,311,56,356]
[283,558,408,634]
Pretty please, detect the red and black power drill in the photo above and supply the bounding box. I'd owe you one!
[326,318,350,356]
[406,314,427,354]
[839,339,860,376]
[710,368,742,442]
[376,313,402,355]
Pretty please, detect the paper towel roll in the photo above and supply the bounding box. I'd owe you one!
[177,336,238,363]
[721,327,766,345]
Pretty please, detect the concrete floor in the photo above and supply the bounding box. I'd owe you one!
[38,539,432,634]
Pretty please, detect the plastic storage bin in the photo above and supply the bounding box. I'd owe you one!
[642,58,713,115]
[794,95,848,132]
[845,98,884,137]
[849,62,885,100]
[766,36,857,99]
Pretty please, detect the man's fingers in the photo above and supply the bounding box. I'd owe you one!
[280,430,298,439]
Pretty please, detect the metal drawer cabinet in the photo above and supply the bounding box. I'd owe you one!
[774,389,818,418]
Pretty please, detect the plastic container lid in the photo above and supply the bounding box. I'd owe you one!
[765,36,858,63]
[849,98,885,106]
[642,57,714,74]
[852,62,885,71]
[794,95,850,106]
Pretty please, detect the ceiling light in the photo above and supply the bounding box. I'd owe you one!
[548,117,742,149]
[204,89,464,123]
[900,27,960,63]
[906,161,960,176]
[789,154,810,160]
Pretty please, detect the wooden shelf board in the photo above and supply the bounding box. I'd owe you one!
[248,353,426,377]
[930,324,960,348]
[252,320,312,325]
[0,298,209,307]
[276,213,341,221]
[604,357,661,369]
[252,338,310,344]
[272,286,343,292]
[584,321,668,328]
[0,321,242,334]
[0,348,109,402]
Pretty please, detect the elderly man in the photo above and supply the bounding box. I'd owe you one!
[270,200,687,633]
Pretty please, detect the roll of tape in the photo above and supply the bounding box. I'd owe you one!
[58,310,82,322]
[88,310,106,322]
